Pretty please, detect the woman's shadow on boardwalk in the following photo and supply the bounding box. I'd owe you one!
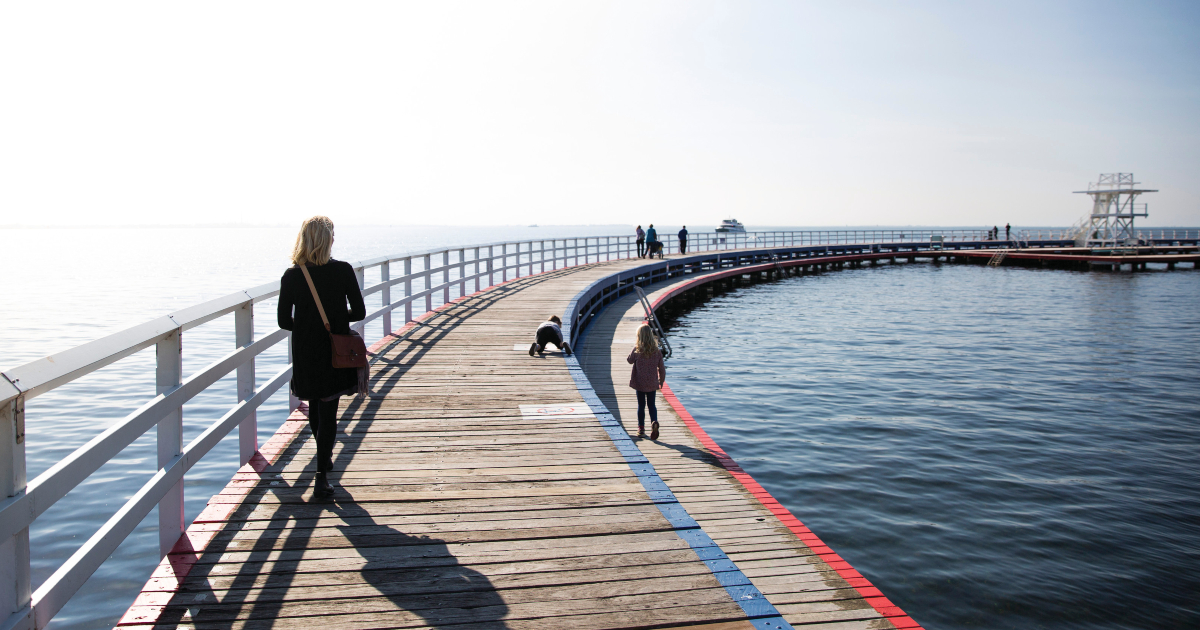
[324,495,512,629]
[309,292,513,629]
[190,291,515,629]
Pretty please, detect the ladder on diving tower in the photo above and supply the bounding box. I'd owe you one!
[987,249,1009,267]
[634,285,672,358]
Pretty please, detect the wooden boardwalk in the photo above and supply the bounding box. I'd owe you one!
[119,256,913,630]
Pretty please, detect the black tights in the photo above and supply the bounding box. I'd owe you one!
[636,390,657,431]
[307,397,340,474]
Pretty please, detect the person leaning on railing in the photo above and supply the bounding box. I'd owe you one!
[277,216,366,499]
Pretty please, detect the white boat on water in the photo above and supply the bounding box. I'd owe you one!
[715,218,746,233]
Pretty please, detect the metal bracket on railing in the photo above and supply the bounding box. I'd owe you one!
[12,393,24,445]
[634,285,672,358]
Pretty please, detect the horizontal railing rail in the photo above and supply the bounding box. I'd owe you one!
[0,227,1166,630]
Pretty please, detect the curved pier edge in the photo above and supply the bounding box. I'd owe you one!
[660,384,920,630]
[645,261,924,629]
[563,343,794,626]
[568,261,926,630]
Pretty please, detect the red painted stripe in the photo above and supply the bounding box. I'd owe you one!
[660,383,923,629]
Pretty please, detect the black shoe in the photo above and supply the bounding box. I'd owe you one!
[650,421,660,441]
[528,342,537,357]
[313,473,334,498]
[637,429,646,438]
[563,343,572,356]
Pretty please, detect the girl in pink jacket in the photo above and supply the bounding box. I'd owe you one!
[627,324,667,440]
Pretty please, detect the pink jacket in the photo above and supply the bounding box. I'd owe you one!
[627,348,666,392]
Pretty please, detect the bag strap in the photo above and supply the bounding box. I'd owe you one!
[297,265,332,332]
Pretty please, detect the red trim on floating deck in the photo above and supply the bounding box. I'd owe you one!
[647,274,923,629]
[660,384,923,630]
[116,256,620,627]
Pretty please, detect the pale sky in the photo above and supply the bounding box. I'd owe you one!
[2,1,1198,228]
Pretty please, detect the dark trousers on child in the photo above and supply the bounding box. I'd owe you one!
[535,326,562,351]
[637,238,646,257]
[636,390,657,431]
[307,397,340,473]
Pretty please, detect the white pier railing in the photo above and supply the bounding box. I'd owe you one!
[0,235,640,630]
[0,227,1089,630]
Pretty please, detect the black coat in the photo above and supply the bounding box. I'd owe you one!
[277,260,366,401]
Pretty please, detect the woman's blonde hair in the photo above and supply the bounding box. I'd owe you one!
[291,216,335,266]
[635,324,657,357]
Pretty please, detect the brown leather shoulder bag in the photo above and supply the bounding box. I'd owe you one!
[298,265,369,369]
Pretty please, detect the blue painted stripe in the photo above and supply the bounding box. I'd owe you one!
[564,349,794,629]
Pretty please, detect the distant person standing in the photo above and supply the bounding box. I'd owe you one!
[627,324,666,440]
[635,225,646,258]
[1005,223,1011,240]
[994,226,999,241]
[278,216,366,499]
[678,226,688,254]
[645,224,658,258]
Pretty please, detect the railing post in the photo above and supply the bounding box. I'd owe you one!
[353,267,366,327]
[381,261,392,336]
[404,258,413,323]
[156,330,184,558]
[423,255,433,313]
[1,391,31,630]
[487,246,494,286]
[458,249,466,297]
[474,248,481,292]
[287,333,299,412]
[234,303,257,466]
[442,251,451,305]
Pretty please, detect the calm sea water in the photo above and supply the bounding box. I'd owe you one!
[664,262,1200,630]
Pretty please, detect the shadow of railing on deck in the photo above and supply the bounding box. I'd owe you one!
[144,269,612,627]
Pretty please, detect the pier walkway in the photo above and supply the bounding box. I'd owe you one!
[119,255,911,630]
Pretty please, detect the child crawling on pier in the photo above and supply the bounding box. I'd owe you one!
[529,315,572,356]
[628,324,667,440]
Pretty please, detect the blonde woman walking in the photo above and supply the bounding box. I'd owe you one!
[277,216,366,499]
[627,324,666,440]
